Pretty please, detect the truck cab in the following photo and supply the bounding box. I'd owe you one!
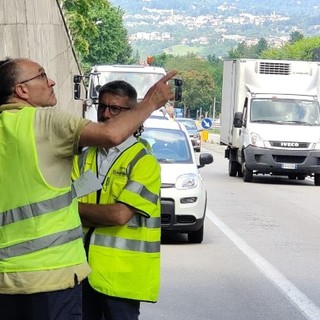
[74,64,166,121]
[220,59,320,185]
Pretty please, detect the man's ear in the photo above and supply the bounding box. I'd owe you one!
[15,84,30,100]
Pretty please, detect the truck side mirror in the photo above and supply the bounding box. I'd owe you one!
[73,75,82,100]
[174,79,183,102]
[233,112,243,128]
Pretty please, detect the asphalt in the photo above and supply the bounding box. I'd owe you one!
[201,133,225,154]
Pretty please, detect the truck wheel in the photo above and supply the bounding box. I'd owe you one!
[228,159,239,177]
[238,166,243,177]
[242,164,253,182]
[188,226,204,243]
[314,174,320,186]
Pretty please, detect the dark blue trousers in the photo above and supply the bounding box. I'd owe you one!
[0,283,82,320]
[82,279,140,320]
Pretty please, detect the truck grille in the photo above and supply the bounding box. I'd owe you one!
[272,155,306,163]
[259,62,290,75]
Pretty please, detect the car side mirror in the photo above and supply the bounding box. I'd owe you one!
[198,153,214,168]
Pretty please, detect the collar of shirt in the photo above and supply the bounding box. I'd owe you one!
[97,136,137,182]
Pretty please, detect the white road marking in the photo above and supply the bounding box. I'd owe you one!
[206,209,320,320]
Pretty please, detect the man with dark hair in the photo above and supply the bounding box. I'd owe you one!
[0,57,175,320]
[72,80,161,320]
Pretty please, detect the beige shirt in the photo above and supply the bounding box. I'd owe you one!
[0,103,91,294]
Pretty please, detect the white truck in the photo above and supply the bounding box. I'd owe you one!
[74,64,167,121]
[220,59,320,185]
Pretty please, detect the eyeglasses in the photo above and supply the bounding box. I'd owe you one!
[98,103,131,115]
[19,72,48,85]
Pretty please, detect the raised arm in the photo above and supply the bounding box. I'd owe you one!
[79,70,177,149]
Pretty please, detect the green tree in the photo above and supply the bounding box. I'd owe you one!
[290,31,304,44]
[162,54,215,117]
[61,0,132,70]
[180,70,215,118]
[207,55,223,116]
[228,38,268,59]
[261,37,320,61]
[255,38,268,56]
[228,41,249,59]
[61,0,97,60]
[149,53,174,68]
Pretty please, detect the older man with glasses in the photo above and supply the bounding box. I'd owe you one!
[0,57,175,320]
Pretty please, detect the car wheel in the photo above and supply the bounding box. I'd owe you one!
[188,225,204,243]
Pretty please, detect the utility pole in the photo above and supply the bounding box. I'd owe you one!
[95,20,103,63]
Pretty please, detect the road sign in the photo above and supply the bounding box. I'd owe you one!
[201,118,213,129]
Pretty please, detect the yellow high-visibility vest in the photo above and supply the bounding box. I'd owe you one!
[74,143,161,302]
[0,107,86,275]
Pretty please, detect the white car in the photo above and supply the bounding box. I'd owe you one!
[141,117,213,243]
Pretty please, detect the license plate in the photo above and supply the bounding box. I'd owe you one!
[281,163,297,169]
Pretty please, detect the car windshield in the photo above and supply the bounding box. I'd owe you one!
[176,119,198,131]
[141,127,193,163]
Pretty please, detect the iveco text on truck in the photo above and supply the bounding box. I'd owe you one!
[220,59,320,185]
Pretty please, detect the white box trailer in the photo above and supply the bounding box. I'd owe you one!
[220,59,320,185]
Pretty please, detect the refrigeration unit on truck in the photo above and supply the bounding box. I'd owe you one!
[73,64,166,121]
[220,59,320,185]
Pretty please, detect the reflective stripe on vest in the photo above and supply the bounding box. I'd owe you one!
[125,180,159,205]
[91,232,160,253]
[0,190,74,226]
[126,148,148,175]
[127,215,161,228]
[0,226,83,259]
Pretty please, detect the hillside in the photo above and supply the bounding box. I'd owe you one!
[109,0,320,58]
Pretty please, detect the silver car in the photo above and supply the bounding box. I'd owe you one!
[175,117,202,152]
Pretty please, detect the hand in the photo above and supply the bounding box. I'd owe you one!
[143,70,177,110]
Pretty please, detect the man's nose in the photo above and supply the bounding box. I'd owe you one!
[48,78,56,86]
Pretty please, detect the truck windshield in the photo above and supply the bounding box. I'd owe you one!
[250,98,320,125]
[89,71,165,101]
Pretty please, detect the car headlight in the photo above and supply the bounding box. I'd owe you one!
[312,139,320,149]
[176,173,198,190]
[250,132,265,148]
[193,133,200,139]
